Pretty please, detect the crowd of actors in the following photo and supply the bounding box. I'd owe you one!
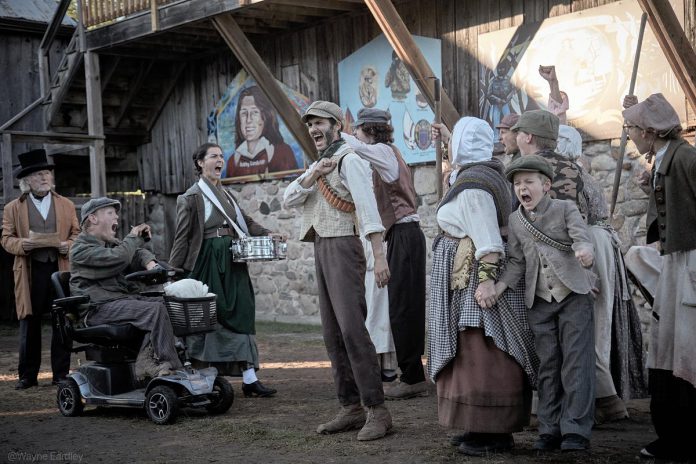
[2,64,695,461]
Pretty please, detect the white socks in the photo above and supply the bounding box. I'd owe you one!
[242,367,258,385]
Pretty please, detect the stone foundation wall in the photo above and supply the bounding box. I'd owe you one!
[146,139,658,340]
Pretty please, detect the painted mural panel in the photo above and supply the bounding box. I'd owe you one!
[338,34,442,165]
[478,0,686,141]
[207,70,311,183]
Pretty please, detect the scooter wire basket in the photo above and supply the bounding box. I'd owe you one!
[163,295,218,337]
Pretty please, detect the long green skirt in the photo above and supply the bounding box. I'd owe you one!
[187,236,259,375]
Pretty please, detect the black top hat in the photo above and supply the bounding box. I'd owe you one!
[15,149,55,179]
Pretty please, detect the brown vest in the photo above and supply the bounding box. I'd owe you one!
[372,145,418,233]
[27,196,58,263]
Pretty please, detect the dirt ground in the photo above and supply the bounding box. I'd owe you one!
[0,321,665,464]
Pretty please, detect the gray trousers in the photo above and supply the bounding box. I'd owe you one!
[528,292,595,439]
[314,236,384,407]
[88,296,182,369]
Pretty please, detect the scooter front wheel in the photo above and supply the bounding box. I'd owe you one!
[57,379,84,417]
[146,385,179,425]
[206,376,234,415]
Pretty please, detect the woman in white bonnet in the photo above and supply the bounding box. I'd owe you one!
[556,124,647,424]
[428,118,537,456]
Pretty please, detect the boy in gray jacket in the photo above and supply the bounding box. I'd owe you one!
[485,155,596,451]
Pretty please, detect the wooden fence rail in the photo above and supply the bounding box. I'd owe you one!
[81,0,175,28]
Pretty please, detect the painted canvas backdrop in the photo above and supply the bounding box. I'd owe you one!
[478,0,686,141]
[207,70,311,182]
[338,34,442,165]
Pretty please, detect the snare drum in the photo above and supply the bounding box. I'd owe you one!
[230,236,288,262]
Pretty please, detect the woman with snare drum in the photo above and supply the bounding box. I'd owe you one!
[169,142,278,397]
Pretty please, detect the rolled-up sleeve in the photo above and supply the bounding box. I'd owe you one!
[283,163,316,208]
[341,132,399,183]
[340,153,385,239]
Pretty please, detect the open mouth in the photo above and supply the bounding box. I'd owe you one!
[111,223,118,232]
[311,133,324,144]
[520,194,532,203]
[214,166,222,174]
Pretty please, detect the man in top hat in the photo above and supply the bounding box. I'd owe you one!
[341,107,428,400]
[283,101,393,441]
[69,197,183,378]
[496,113,521,163]
[1,149,80,389]
[623,93,696,462]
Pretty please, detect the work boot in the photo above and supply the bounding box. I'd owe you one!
[316,404,366,434]
[384,380,428,400]
[357,404,392,441]
[594,395,628,425]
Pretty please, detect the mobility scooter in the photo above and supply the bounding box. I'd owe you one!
[51,264,234,424]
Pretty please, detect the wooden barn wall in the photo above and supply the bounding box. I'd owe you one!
[0,30,71,174]
[139,0,695,197]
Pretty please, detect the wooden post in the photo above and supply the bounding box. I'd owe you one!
[76,0,86,53]
[433,78,443,200]
[637,0,696,113]
[1,133,15,202]
[150,0,160,32]
[364,0,459,130]
[213,14,319,161]
[84,52,106,197]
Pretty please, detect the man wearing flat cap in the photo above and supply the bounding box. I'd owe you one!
[512,109,586,213]
[284,101,393,441]
[341,108,428,400]
[69,197,182,377]
[2,149,80,389]
[496,113,521,162]
[623,93,696,461]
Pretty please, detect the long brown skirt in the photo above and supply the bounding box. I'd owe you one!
[437,328,532,432]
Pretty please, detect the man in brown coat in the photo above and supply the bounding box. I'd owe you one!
[1,149,80,389]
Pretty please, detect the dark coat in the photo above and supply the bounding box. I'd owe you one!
[647,139,696,254]
[169,182,270,272]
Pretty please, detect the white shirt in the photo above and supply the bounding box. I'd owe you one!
[30,192,52,220]
[283,152,385,239]
[652,140,671,185]
[436,189,505,260]
[341,132,420,224]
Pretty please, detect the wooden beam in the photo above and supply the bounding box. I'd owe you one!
[213,14,319,161]
[637,0,696,113]
[2,132,14,202]
[0,130,102,144]
[364,0,459,130]
[268,0,365,11]
[147,62,187,132]
[114,61,154,128]
[150,0,160,32]
[84,52,107,197]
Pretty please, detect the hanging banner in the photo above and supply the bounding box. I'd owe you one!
[478,0,686,141]
[338,34,442,165]
[207,70,311,183]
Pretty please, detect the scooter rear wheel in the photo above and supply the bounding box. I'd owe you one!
[56,379,84,417]
[206,376,234,415]
[146,385,179,425]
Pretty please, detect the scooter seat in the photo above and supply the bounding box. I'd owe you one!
[72,323,142,345]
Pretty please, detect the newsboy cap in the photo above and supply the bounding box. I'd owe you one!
[80,197,121,225]
[495,113,520,129]
[622,93,681,134]
[354,108,391,127]
[301,101,344,125]
[505,154,554,182]
[15,149,55,179]
[511,110,559,140]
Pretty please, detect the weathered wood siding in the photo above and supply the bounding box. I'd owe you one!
[139,0,695,197]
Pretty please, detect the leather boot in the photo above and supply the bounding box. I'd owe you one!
[316,404,366,434]
[357,404,392,441]
[594,394,628,424]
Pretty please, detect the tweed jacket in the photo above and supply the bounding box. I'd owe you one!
[169,182,270,272]
[69,232,155,305]
[499,195,595,308]
[1,192,80,319]
[646,139,696,254]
